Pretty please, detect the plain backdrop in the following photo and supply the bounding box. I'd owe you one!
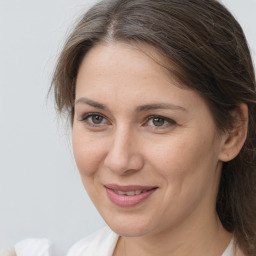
[0,0,255,255]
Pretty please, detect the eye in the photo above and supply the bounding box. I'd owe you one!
[146,115,176,129]
[80,113,108,127]
[151,117,167,127]
[90,115,104,124]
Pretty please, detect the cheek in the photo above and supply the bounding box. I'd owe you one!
[149,132,219,186]
[149,135,221,219]
[72,131,105,177]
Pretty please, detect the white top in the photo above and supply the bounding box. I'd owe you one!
[0,239,51,256]
[1,227,239,256]
[15,239,51,256]
[67,227,119,256]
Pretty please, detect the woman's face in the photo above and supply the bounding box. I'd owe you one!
[73,42,225,237]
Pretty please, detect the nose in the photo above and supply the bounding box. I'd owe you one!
[104,127,144,175]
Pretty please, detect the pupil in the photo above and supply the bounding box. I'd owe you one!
[153,118,164,126]
[92,115,103,124]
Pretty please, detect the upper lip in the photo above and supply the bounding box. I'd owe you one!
[104,184,158,192]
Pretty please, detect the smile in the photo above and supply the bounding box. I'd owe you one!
[114,190,149,196]
[105,184,158,207]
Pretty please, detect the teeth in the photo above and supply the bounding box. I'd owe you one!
[114,190,145,196]
[115,190,127,195]
[126,191,136,196]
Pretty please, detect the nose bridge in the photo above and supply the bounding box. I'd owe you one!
[104,123,143,174]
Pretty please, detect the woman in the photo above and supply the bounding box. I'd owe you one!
[52,0,256,255]
[6,0,255,255]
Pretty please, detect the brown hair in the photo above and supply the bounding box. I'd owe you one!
[51,0,256,254]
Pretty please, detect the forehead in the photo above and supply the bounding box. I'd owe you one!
[76,42,210,113]
[77,43,172,102]
[77,42,183,93]
[78,41,182,84]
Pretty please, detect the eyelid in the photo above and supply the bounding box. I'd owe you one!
[79,112,103,120]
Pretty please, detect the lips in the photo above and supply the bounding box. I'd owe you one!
[105,184,158,207]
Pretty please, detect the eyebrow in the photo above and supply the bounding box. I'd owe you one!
[136,103,187,112]
[75,97,187,112]
[75,97,106,109]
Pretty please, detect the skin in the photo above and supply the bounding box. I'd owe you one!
[2,248,16,256]
[72,42,247,256]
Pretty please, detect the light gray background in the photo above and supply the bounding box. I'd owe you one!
[0,0,255,255]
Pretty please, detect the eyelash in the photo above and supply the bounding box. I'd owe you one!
[79,113,177,129]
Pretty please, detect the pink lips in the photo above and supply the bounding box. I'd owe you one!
[105,184,158,207]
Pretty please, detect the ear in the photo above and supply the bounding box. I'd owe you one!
[218,103,248,162]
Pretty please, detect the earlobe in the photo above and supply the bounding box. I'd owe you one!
[218,103,248,162]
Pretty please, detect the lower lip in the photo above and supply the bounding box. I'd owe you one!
[105,188,157,207]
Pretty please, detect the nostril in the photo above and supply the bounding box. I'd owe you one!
[104,151,144,175]
[104,154,130,174]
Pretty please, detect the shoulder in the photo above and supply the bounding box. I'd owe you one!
[0,248,16,256]
[67,226,119,256]
[13,238,51,256]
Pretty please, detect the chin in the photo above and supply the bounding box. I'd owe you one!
[104,214,157,237]
[110,224,151,238]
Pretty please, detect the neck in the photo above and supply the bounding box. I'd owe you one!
[115,213,232,256]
